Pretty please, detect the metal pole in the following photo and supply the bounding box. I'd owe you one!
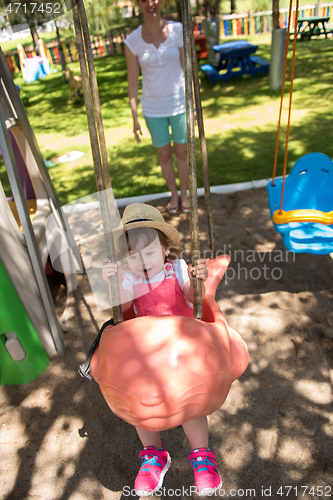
[272,0,280,30]
[76,0,120,252]
[77,0,112,191]
[181,0,202,319]
[188,7,216,258]
[72,0,123,325]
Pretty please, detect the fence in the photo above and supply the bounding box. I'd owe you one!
[4,27,131,74]
[193,2,333,38]
[4,3,333,74]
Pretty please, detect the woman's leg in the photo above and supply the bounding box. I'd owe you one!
[182,416,209,450]
[136,427,162,449]
[156,143,179,209]
[173,142,189,210]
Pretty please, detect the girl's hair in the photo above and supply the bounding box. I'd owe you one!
[117,227,179,260]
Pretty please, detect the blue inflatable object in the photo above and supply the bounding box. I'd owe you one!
[267,153,333,254]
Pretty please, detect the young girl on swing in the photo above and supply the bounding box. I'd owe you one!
[102,202,222,497]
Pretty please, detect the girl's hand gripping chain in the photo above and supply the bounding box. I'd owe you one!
[188,258,208,282]
[102,258,121,282]
[102,259,134,311]
[184,259,208,303]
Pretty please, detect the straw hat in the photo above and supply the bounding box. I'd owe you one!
[113,203,180,251]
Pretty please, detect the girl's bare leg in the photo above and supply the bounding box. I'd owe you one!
[136,427,162,449]
[182,416,209,450]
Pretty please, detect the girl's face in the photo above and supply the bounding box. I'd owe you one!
[138,0,162,18]
[126,234,168,279]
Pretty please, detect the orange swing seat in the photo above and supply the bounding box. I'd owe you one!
[90,256,249,432]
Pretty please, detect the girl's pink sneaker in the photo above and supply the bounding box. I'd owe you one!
[134,443,171,497]
[189,448,222,496]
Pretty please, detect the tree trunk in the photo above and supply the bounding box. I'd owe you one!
[211,0,220,17]
[30,26,39,50]
[272,0,280,29]
[230,0,236,14]
[175,0,182,21]
[56,22,67,81]
[200,0,210,17]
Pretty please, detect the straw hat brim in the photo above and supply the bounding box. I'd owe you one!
[112,220,180,253]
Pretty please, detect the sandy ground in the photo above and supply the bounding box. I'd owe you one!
[1,187,333,500]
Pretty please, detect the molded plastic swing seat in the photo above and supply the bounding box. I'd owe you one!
[267,153,333,254]
[90,256,249,432]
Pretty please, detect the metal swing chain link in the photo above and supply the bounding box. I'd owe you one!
[181,0,202,319]
[188,9,216,258]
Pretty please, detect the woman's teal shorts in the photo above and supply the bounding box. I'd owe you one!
[144,112,187,149]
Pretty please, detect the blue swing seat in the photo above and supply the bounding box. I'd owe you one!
[267,153,333,254]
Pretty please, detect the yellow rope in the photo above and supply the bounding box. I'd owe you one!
[280,0,299,214]
[272,0,299,214]
[272,0,293,186]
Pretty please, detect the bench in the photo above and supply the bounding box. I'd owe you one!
[201,64,221,84]
[299,29,323,39]
[249,55,270,75]
[324,26,333,35]
[299,28,333,39]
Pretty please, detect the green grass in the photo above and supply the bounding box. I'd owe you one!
[1,33,333,205]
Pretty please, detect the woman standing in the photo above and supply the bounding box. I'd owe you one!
[124,0,190,213]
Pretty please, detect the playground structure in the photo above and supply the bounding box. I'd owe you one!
[4,28,132,78]
[0,46,80,385]
[267,0,333,255]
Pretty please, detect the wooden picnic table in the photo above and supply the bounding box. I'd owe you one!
[294,16,332,40]
[201,40,270,84]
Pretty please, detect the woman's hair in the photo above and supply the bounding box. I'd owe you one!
[117,227,179,260]
[135,0,170,6]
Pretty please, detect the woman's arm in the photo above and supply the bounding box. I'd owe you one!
[125,44,142,143]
